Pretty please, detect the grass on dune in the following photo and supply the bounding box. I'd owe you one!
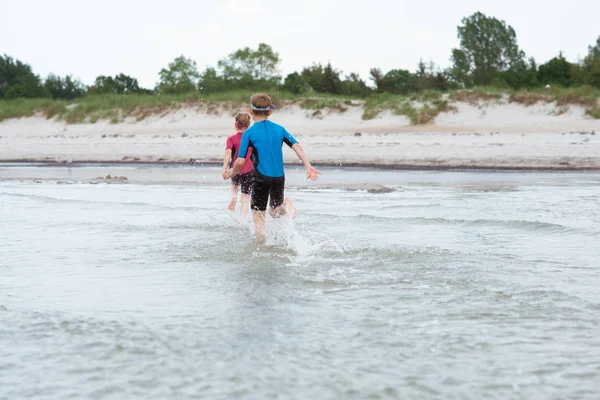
[1,86,599,124]
[508,85,600,118]
[362,92,456,124]
[1,91,363,123]
[0,98,68,121]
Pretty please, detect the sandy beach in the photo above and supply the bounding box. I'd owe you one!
[1,101,599,170]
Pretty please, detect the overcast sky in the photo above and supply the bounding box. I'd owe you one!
[1,0,598,88]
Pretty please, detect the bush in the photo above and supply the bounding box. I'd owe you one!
[452,89,503,105]
[538,54,573,87]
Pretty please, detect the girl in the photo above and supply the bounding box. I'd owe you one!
[222,113,253,218]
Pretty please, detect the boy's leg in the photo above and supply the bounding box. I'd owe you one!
[284,197,297,219]
[270,198,295,219]
[239,173,252,218]
[269,204,285,218]
[252,210,266,244]
[240,194,250,218]
[228,184,239,211]
[268,176,293,218]
[250,172,269,243]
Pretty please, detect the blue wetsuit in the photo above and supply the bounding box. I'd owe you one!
[237,120,298,210]
[238,120,298,178]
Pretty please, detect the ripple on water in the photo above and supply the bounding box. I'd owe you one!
[1,173,600,399]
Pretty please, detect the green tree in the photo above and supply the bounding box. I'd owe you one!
[450,12,526,86]
[44,74,85,99]
[157,56,199,94]
[538,53,572,87]
[321,63,342,94]
[369,68,386,92]
[385,69,414,94]
[369,68,416,94]
[198,67,228,93]
[89,74,147,94]
[414,60,450,91]
[88,75,115,94]
[294,63,344,94]
[341,73,371,96]
[113,73,141,94]
[0,54,45,98]
[301,64,326,92]
[282,72,310,94]
[524,57,539,87]
[578,36,600,87]
[498,57,536,89]
[448,49,473,87]
[217,43,281,88]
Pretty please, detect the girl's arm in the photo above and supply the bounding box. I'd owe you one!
[222,149,232,179]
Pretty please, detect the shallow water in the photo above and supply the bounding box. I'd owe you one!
[1,166,600,399]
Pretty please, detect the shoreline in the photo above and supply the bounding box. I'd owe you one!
[2,160,600,172]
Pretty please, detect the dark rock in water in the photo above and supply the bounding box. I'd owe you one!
[354,132,362,137]
[181,133,189,137]
[368,187,395,194]
[94,175,128,183]
[311,183,395,193]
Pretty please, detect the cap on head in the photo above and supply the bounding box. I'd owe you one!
[250,93,276,112]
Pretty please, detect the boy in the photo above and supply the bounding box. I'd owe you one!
[222,113,253,218]
[226,93,321,244]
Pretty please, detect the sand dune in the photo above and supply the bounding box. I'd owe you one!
[1,102,598,169]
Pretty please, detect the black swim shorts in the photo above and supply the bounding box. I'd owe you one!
[251,170,285,211]
[231,172,252,195]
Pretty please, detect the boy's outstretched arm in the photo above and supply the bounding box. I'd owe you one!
[227,157,246,179]
[222,149,232,179]
[291,143,321,181]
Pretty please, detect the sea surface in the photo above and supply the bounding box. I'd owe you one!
[1,165,599,400]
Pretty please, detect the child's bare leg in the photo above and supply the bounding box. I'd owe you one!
[253,210,267,244]
[240,193,250,219]
[269,205,285,218]
[284,197,296,219]
[227,185,239,211]
[270,198,296,219]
